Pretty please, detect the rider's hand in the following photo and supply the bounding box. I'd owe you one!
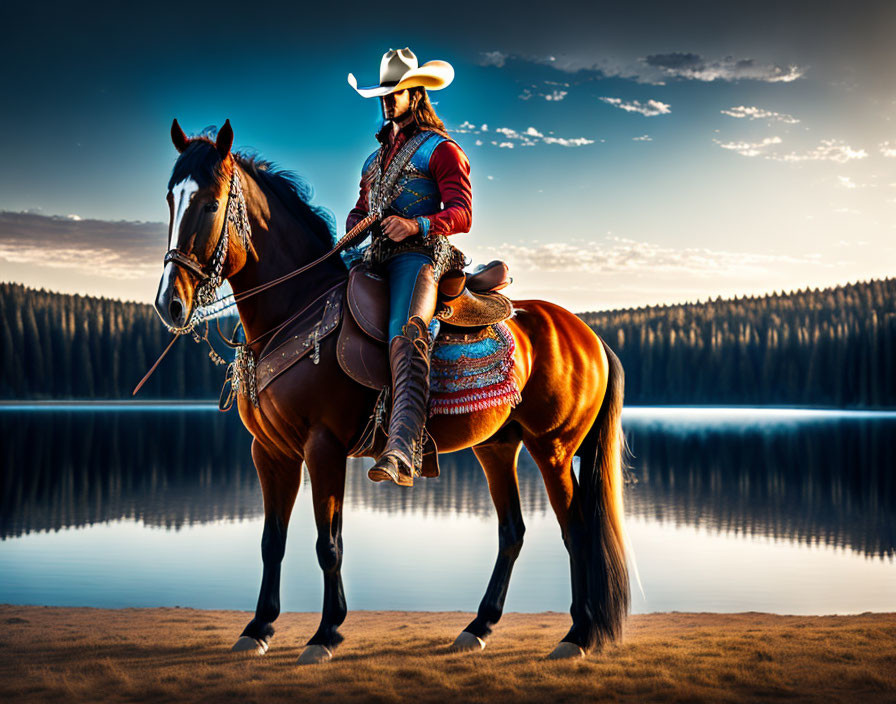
[381,215,419,242]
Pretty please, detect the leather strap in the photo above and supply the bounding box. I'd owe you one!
[163,249,207,280]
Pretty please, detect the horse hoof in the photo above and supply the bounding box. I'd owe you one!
[297,644,332,665]
[450,631,486,652]
[548,641,585,660]
[231,636,268,655]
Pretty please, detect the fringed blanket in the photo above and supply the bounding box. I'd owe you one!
[429,322,522,416]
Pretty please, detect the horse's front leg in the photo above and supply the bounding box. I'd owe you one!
[296,425,347,665]
[232,438,302,655]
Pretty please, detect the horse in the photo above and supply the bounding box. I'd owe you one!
[154,119,631,664]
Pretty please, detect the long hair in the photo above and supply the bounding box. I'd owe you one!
[409,87,448,135]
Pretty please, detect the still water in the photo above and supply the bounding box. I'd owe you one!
[0,406,893,614]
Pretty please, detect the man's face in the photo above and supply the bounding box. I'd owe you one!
[381,89,411,122]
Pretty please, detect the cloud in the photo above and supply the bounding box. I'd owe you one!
[714,136,868,163]
[599,97,671,116]
[518,82,570,101]
[468,236,821,277]
[644,52,702,71]
[482,50,807,85]
[837,176,858,189]
[880,141,896,157]
[643,53,805,83]
[478,51,507,68]
[0,210,165,280]
[721,106,800,124]
[714,136,783,157]
[542,136,595,147]
[453,122,595,148]
[770,139,868,163]
[632,135,653,141]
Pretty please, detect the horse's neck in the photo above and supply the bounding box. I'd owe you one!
[227,172,345,344]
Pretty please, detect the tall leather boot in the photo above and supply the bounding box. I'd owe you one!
[368,316,431,486]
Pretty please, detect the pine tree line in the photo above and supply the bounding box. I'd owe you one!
[0,283,230,399]
[2,278,894,406]
[580,278,896,407]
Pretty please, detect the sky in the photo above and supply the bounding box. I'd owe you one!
[1,0,894,311]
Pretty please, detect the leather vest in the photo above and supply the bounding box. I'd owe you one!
[360,130,466,279]
[362,131,450,219]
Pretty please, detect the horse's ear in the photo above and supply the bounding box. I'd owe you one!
[171,118,190,153]
[216,119,234,160]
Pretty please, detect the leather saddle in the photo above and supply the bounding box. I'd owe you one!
[245,262,512,474]
[336,260,514,390]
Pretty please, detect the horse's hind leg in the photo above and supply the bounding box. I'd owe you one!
[451,423,525,653]
[233,438,302,655]
[524,432,593,660]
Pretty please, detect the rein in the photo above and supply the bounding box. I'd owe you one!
[132,166,378,397]
[225,211,377,308]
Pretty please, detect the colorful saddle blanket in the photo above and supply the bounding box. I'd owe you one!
[429,322,521,416]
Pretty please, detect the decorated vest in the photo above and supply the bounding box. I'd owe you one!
[360,129,466,279]
[362,130,449,219]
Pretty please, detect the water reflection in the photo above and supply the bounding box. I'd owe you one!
[1,409,894,560]
[623,414,896,559]
[0,410,257,537]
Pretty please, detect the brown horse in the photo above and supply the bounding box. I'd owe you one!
[154,119,630,664]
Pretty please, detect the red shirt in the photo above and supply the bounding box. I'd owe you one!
[346,120,472,237]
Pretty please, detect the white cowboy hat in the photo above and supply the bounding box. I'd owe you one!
[348,48,454,98]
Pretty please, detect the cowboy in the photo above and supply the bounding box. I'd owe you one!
[346,48,473,487]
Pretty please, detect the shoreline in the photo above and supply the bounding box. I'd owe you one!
[1,605,893,702]
[2,399,896,415]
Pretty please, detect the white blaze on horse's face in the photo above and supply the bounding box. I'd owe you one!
[157,176,201,316]
[169,177,200,250]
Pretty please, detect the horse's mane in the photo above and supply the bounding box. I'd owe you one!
[168,127,338,252]
[234,151,338,250]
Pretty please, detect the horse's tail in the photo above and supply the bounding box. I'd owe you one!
[575,337,631,650]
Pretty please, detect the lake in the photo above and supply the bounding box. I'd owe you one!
[0,406,893,615]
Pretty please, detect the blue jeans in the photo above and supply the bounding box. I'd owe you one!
[385,252,440,342]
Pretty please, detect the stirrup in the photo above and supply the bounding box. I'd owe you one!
[368,449,416,487]
[420,429,439,478]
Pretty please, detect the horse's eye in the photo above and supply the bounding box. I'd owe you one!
[205,200,220,213]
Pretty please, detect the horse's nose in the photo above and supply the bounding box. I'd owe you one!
[169,297,186,327]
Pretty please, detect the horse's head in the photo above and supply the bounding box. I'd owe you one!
[155,119,252,330]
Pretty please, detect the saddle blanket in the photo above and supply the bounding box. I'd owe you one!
[429,321,521,416]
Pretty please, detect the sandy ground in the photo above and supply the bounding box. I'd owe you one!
[0,606,893,703]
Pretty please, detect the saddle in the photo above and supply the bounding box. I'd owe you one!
[245,261,513,477]
[336,261,513,477]
[336,260,513,390]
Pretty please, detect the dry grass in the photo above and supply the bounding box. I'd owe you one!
[0,606,893,703]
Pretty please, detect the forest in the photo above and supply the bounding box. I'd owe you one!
[1,278,894,406]
[580,277,895,407]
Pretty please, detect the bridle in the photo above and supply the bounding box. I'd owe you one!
[163,168,252,330]
[135,159,377,398]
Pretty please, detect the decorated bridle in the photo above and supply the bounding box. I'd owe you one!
[163,167,252,331]
[135,147,377,400]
